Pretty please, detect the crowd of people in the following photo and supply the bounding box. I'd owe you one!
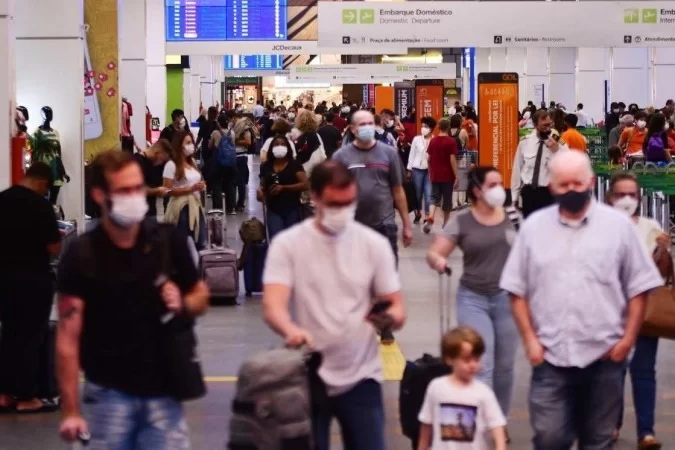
[0,94,673,450]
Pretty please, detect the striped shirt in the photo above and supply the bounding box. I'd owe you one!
[500,201,663,368]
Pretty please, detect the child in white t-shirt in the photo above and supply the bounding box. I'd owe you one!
[418,327,507,450]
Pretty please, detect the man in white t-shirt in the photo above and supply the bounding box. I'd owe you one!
[263,160,406,450]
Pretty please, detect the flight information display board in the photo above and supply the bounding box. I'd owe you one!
[224,54,284,70]
[166,0,287,41]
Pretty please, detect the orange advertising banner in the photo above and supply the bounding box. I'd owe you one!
[477,73,520,188]
[415,80,444,134]
[374,86,394,114]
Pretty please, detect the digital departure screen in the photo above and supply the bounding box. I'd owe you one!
[166,0,288,41]
[224,54,284,70]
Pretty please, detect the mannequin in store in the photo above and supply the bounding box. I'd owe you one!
[15,106,30,140]
[31,107,69,205]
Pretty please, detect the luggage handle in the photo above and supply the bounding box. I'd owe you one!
[438,266,455,335]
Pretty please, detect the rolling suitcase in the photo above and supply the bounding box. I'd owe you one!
[243,203,269,296]
[243,242,268,296]
[399,267,454,449]
[200,210,239,304]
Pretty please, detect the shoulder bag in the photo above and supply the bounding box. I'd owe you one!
[639,253,675,339]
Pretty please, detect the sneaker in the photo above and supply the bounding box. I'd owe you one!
[236,206,245,213]
[413,211,422,224]
[423,218,434,234]
[638,436,662,450]
[227,210,237,216]
[380,328,395,345]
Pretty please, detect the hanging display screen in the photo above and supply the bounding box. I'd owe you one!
[166,0,288,41]
[224,54,284,70]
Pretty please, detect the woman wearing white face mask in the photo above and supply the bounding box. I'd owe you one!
[426,166,520,427]
[607,171,670,449]
[407,117,436,224]
[257,136,308,240]
[163,131,207,249]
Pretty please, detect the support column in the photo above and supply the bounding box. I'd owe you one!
[653,48,675,108]
[119,0,147,147]
[0,0,16,190]
[15,0,84,224]
[577,48,610,122]
[612,48,649,109]
[548,48,576,113]
[146,0,166,129]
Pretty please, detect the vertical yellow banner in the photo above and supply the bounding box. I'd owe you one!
[83,0,119,160]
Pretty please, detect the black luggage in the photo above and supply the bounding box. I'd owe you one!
[399,268,454,449]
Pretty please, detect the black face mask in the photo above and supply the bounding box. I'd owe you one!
[555,189,591,214]
[538,130,552,140]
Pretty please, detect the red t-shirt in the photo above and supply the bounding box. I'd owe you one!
[333,115,347,133]
[427,135,457,183]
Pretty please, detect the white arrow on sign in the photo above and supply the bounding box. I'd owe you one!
[344,11,356,22]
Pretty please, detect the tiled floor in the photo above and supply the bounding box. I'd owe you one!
[2,156,675,449]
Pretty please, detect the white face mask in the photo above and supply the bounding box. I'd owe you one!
[272,145,287,159]
[665,123,670,131]
[421,126,431,137]
[179,117,187,128]
[386,119,394,128]
[483,185,506,208]
[183,144,195,156]
[320,203,357,235]
[109,193,148,228]
[613,109,620,114]
[613,196,639,217]
[637,120,647,129]
[288,113,296,120]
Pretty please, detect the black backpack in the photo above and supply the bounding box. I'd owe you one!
[399,354,452,446]
[452,130,464,154]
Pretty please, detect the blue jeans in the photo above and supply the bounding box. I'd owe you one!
[630,335,659,439]
[177,205,207,250]
[411,168,431,215]
[83,381,190,450]
[530,360,624,450]
[456,285,517,416]
[266,207,300,241]
[313,379,385,450]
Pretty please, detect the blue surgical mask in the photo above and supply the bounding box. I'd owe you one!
[356,125,376,142]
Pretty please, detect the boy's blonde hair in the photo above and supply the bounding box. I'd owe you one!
[441,327,485,359]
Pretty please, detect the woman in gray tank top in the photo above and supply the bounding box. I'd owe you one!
[426,166,519,426]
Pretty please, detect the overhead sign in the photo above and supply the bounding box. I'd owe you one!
[477,73,520,189]
[289,63,456,84]
[224,70,290,78]
[318,2,675,48]
[166,40,408,56]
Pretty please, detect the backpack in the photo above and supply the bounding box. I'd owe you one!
[645,134,666,161]
[227,349,322,450]
[452,130,464,153]
[399,354,452,444]
[215,130,237,168]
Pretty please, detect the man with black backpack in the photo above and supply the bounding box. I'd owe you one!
[56,150,209,448]
[209,114,238,214]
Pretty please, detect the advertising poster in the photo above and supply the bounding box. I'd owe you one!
[477,73,519,188]
[415,80,444,134]
[84,0,120,160]
[394,81,415,119]
[374,86,394,113]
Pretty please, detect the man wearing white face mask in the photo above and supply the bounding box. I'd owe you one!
[427,166,520,426]
[333,110,413,260]
[55,150,209,447]
[263,160,405,450]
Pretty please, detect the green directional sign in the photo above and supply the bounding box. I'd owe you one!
[360,9,375,24]
[624,8,639,23]
[342,9,357,24]
[642,9,657,23]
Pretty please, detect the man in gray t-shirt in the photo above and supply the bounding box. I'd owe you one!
[333,110,413,261]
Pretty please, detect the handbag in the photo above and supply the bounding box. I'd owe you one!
[639,254,675,339]
[150,222,207,401]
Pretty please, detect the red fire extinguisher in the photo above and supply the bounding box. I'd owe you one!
[11,136,27,185]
